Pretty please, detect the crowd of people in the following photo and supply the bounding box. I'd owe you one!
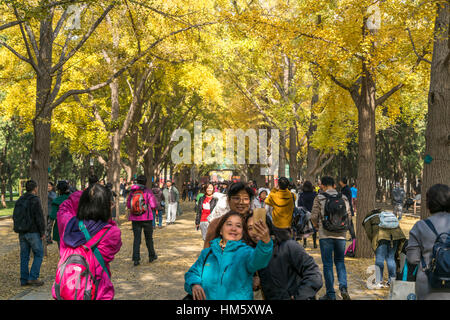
[11,173,450,300]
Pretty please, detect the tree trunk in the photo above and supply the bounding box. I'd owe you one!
[1,180,6,208]
[289,127,299,182]
[278,129,286,178]
[354,67,377,259]
[421,2,450,218]
[144,147,155,187]
[305,75,320,183]
[30,116,52,257]
[106,76,122,223]
[8,183,13,202]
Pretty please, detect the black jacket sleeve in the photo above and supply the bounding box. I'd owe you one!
[287,242,323,300]
[31,196,46,237]
[195,196,205,225]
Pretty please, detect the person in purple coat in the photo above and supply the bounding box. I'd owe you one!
[126,175,158,266]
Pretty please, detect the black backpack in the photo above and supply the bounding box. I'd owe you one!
[420,219,450,289]
[322,192,348,232]
[13,196,33,234]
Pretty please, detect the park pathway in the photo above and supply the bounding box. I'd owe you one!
[1,200,393,300]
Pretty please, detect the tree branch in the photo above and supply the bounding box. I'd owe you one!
[52,21,216,108]
[406,27,432,65]
[51,4,115,73]
[0,40,33,65]
[0,20,23,31]
[376,83,404,106]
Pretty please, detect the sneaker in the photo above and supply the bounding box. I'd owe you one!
[149,256,158,263]
[133,261,140,266]
[27,279,44,286]
[373,282,384,290]
[319,294,335,300]
[340,287,351,300]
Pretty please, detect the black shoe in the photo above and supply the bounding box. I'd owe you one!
[319,294,335,300]
[133,261,140,266]
[313,243,318,249]
[340,287,351,300]
[149,256,158,263]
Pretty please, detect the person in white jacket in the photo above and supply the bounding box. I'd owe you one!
[251,189,273,222]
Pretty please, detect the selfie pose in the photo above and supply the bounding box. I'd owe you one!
[184,211,273,300]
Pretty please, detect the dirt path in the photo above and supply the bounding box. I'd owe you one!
[1,201,417,300]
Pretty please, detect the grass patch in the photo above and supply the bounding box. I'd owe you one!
[0,201,15,217]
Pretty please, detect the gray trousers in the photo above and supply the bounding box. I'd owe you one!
[200,222,209,241]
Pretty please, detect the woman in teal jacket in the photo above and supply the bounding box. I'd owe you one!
[49,181,71,249]
[184,210,273,300]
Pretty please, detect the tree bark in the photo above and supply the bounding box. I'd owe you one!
[421,1,450,218]
[354,64,377,259]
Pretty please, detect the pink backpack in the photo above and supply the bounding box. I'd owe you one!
[53,223,110,300]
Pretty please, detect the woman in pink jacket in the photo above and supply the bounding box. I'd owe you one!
[126,175,158,266]
[53,184,122,300]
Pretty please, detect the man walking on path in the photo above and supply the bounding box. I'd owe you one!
[311,176,352,300]
[13,180,46,287]
[392,182,406,220]
[126,175,158,266]
[163,180,179,225]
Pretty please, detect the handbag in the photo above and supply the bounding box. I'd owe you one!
[389,263,417,300]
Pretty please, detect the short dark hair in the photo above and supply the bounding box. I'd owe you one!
[339,177,348,185]
[320,176,335,187]
[214,211,252,244]
[56,180,70,194]
[227,182,254,200]
[302,181,314,193]
[25,180,37,192]
[426,184,450,214]
[77,184,112,222]
[88,175,99,186]
[278,177,289,190]
[136,175,147,186]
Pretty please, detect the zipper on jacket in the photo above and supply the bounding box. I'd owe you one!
[221,265,230,285]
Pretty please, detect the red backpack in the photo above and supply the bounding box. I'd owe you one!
[130,189,148,215]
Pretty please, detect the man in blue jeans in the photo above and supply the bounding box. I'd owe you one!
[14,180,46,287]
[311,176,352,300]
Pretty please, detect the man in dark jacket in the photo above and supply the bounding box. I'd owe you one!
[14,180,46,287]
[256,226,323,300]
[151,183,164,229]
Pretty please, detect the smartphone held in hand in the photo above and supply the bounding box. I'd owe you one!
[253,208,266,224]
